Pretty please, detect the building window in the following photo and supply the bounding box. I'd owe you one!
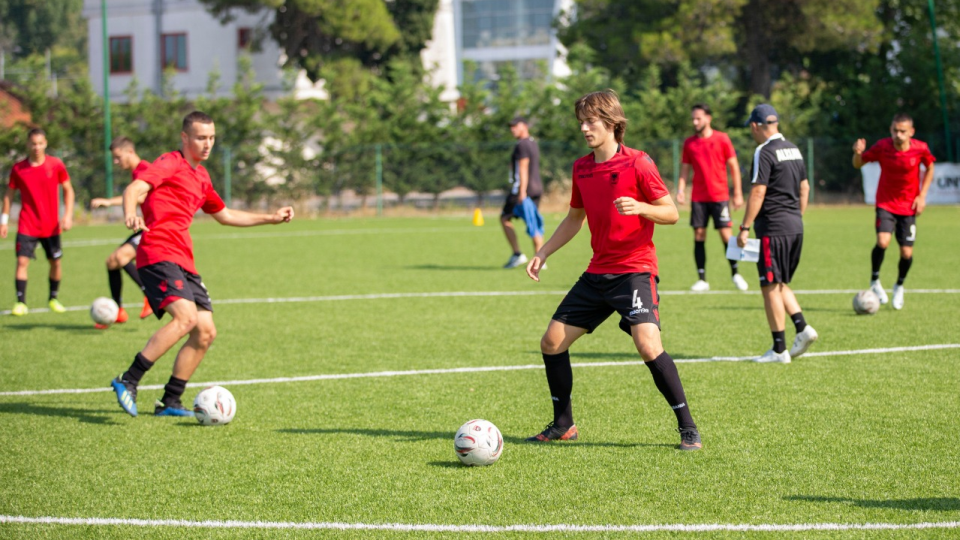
[461,0,555,49]
[109,36,133,74]
[238,27,252,49]
[161,33,188,71]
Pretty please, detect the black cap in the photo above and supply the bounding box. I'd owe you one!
[745,104,779,126]
[508,116,528,126]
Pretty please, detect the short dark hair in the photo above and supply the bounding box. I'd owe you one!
[892,113,913,125]
[27,127,46,139]
[182,111,214,132]
[691,103,712,116]
[109,136,135,151]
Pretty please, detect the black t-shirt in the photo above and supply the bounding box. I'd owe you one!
[511,137,542,197]
[749,133,806,236]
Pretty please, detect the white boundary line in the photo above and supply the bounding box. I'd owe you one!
[3,288,959,316]
[1,344,957,397]
[1,515,958,533]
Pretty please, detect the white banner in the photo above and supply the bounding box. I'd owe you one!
[861,162,960,205]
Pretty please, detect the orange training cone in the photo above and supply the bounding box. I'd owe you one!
[472,208,484,226]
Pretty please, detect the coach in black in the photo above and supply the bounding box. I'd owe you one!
[737,104,818,363]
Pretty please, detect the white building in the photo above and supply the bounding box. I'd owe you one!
[84,0,570,103]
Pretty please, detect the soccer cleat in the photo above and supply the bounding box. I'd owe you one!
[870,279,889,305]
[111,376,138,417]
[525,422,578,442]
[48,299,66,313]
[892,284,904,310]
[789,325,819,358]
[503,253,528,269]
[115,307,129,324]
[154,399,195,417]
[139,297,154,319]
[755,349,791,364]
[690,279,710,292]
[732,273,749,291]
[11,302,28,316]
[678,427,702,451]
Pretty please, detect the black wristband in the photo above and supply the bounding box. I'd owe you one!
[739,224,750,232]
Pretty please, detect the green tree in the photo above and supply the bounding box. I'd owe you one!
[0,0,86,58]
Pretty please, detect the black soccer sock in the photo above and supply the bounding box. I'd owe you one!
[542,351,574,427]
[48,279,60,300]
[728,258,739,276]
[871,245,886,281]
[15,279,26,303]
[790,311,807,333]
[772,331,787,354]
[897,257,913,286]
[645,352,696,430]
[123,261,144,289]
[161,376,188,406]
[122,352,155,385]
[694,241,706,281]
[108,269,123,304]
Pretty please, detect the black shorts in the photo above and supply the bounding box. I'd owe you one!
[758,234,803,286]
[552,272,660,336]
[121,232,143,248]
[139,261,213,320]
[501,194,541,218]
[16,233,62,260]
[690,201,732,229]
[875,208,916,247]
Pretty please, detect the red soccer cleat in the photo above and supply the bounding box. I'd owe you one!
[115,307,129,324]
[139,297,153,319]
[526,422,578,442]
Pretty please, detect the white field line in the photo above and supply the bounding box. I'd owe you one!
[3,288,960,316]
[1,343,957,397]
[0,515,958,533]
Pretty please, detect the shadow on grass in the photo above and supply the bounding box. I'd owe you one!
[3,323,101,332]
[785,495,960,511]
[525,350,748,361]
[277,427,672,448]
[405,264,502,271]
[0,402,120,424]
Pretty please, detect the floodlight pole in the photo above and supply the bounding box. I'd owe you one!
[102,0,114,197]
[927,0,953,162]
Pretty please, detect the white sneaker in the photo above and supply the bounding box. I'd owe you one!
[732,274,749,291]
[755,349,791,364]
[503,253,528,269]
[789,325,818,358]
[690,279,710,292]
[892,284,904,310]
[870,279,888,305]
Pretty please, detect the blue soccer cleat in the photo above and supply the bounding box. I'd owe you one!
[111,376,138,417]
[154,399,195,417]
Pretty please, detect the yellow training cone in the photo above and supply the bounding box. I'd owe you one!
[472,208,485,226]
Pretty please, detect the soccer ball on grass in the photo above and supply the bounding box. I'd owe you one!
[193,385,236,425]
[454,419,503,466]
[90,297,119,325]
[853,290,880,315]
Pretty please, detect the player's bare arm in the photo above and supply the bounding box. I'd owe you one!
[852,139,866,168]
[518,157,530,201]
[737,184,766,247]
[526,206,586,281]
[0,188,11,239]
[123,179,152,232]
[91,196,123,208]
[915,163,934,215]
[729,156,744,209]
[211,206,295,227]
[799,179,810,216]
[60,181,75,232]
[614,195,678,224]
[676,163,690,205]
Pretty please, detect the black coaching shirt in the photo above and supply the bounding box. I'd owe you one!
[749,133,806,237]
[510,137,542,197]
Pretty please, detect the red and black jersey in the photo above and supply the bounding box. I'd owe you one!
[7,156,70,237]
[570,145,670,275]
[861,138,935,216]
[682,131,736,202]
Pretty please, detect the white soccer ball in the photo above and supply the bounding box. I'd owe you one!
[853,290,880,315]
[193,385,236,426]
[90,297,119,325]
[454,419,503,466]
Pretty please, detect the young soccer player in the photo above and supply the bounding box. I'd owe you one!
[852,114,936,310]
[501,117,546,269]
[676,103,748,292]
[525,90,701,451]
[110,111,294,417]
[90,136,154,328]
[737,104,817,363]
[1,128,75,316]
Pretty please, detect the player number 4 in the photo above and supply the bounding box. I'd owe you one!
[632,290,643,309]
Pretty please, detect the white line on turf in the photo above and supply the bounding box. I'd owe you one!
[0,515,958,533]
[1,343,957,397]
[3,288,959,316]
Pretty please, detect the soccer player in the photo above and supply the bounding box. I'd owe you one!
[110,111,294,417]
[89,136,154,328]
[852,114,935,310]
[525,90,701,451]
[676,103,748,292]
[1,128,75,316]
[737,104,818,363]
[501,116,545,269]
